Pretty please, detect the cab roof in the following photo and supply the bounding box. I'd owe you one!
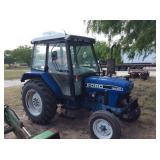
[31,32,95,44]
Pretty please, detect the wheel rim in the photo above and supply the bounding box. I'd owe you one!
[92,119,113,139]
[25,89,43,116]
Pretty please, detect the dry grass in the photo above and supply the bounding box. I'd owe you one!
[4,86,22,108]
[131,77,156,112]
[4,68,29,80]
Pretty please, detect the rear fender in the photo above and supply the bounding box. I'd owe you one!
[21,71,63,97]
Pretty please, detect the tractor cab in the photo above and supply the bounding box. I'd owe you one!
[30,33,100,97]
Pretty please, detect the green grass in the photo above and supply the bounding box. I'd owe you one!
[4,69,29,80]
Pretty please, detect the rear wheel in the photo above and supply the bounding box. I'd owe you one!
[89,111,121,139]
[22,79,57,124]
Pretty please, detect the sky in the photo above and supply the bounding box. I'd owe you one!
[0,19,91,52]
[0,0,156,63]
[122,53,156,63]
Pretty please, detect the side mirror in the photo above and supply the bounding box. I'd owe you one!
[51,51,58,61]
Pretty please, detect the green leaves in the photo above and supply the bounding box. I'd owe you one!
[4,45,32,67]
[94,41,122,64]
[4,50,15,65]
[86,20,156,60]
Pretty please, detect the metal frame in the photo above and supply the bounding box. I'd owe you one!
[91,44,101,75]
[44,43,49,72]
[65,41,76,99]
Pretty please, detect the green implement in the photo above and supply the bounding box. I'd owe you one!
[4,104,60,139]
[32,130,60,139]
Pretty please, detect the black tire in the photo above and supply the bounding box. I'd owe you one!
[22,79,57,124]
[120,106,141,122]
[89,111,121,139]
[130,72,139,79]
[139,73,147,80]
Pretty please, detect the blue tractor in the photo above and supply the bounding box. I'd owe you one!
[21,33,141,139]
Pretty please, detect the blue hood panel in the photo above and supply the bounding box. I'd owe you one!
[84,76,133,93]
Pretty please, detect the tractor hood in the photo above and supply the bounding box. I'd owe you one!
[84,76,134,93]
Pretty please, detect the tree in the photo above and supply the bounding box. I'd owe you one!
[4,50,15,68]
[85,20,156,60]
[94,41,109,60]
[12,45,32,66]
[4,45,32,67]
[94,41,123,64]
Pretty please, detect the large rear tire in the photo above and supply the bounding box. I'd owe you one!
[22,79,57,124]
[89,111,121,139]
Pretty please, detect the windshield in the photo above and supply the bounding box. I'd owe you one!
[69,44,99,75]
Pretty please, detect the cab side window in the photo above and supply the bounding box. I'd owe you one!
[48,43,69,73]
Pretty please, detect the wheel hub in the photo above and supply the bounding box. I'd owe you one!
[25,89,43,116]
[32,93,41,108]
[100,125,107,132]
[93,119,113,139]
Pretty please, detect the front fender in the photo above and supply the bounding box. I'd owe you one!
[21,71,62,97]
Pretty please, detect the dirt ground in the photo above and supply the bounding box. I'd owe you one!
[4,77,156,139]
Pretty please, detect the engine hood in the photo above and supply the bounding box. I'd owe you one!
[84,76,134,93]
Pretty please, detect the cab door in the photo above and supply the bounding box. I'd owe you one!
[48,43,71,96]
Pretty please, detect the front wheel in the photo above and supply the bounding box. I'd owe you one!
[89,111,121,139]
